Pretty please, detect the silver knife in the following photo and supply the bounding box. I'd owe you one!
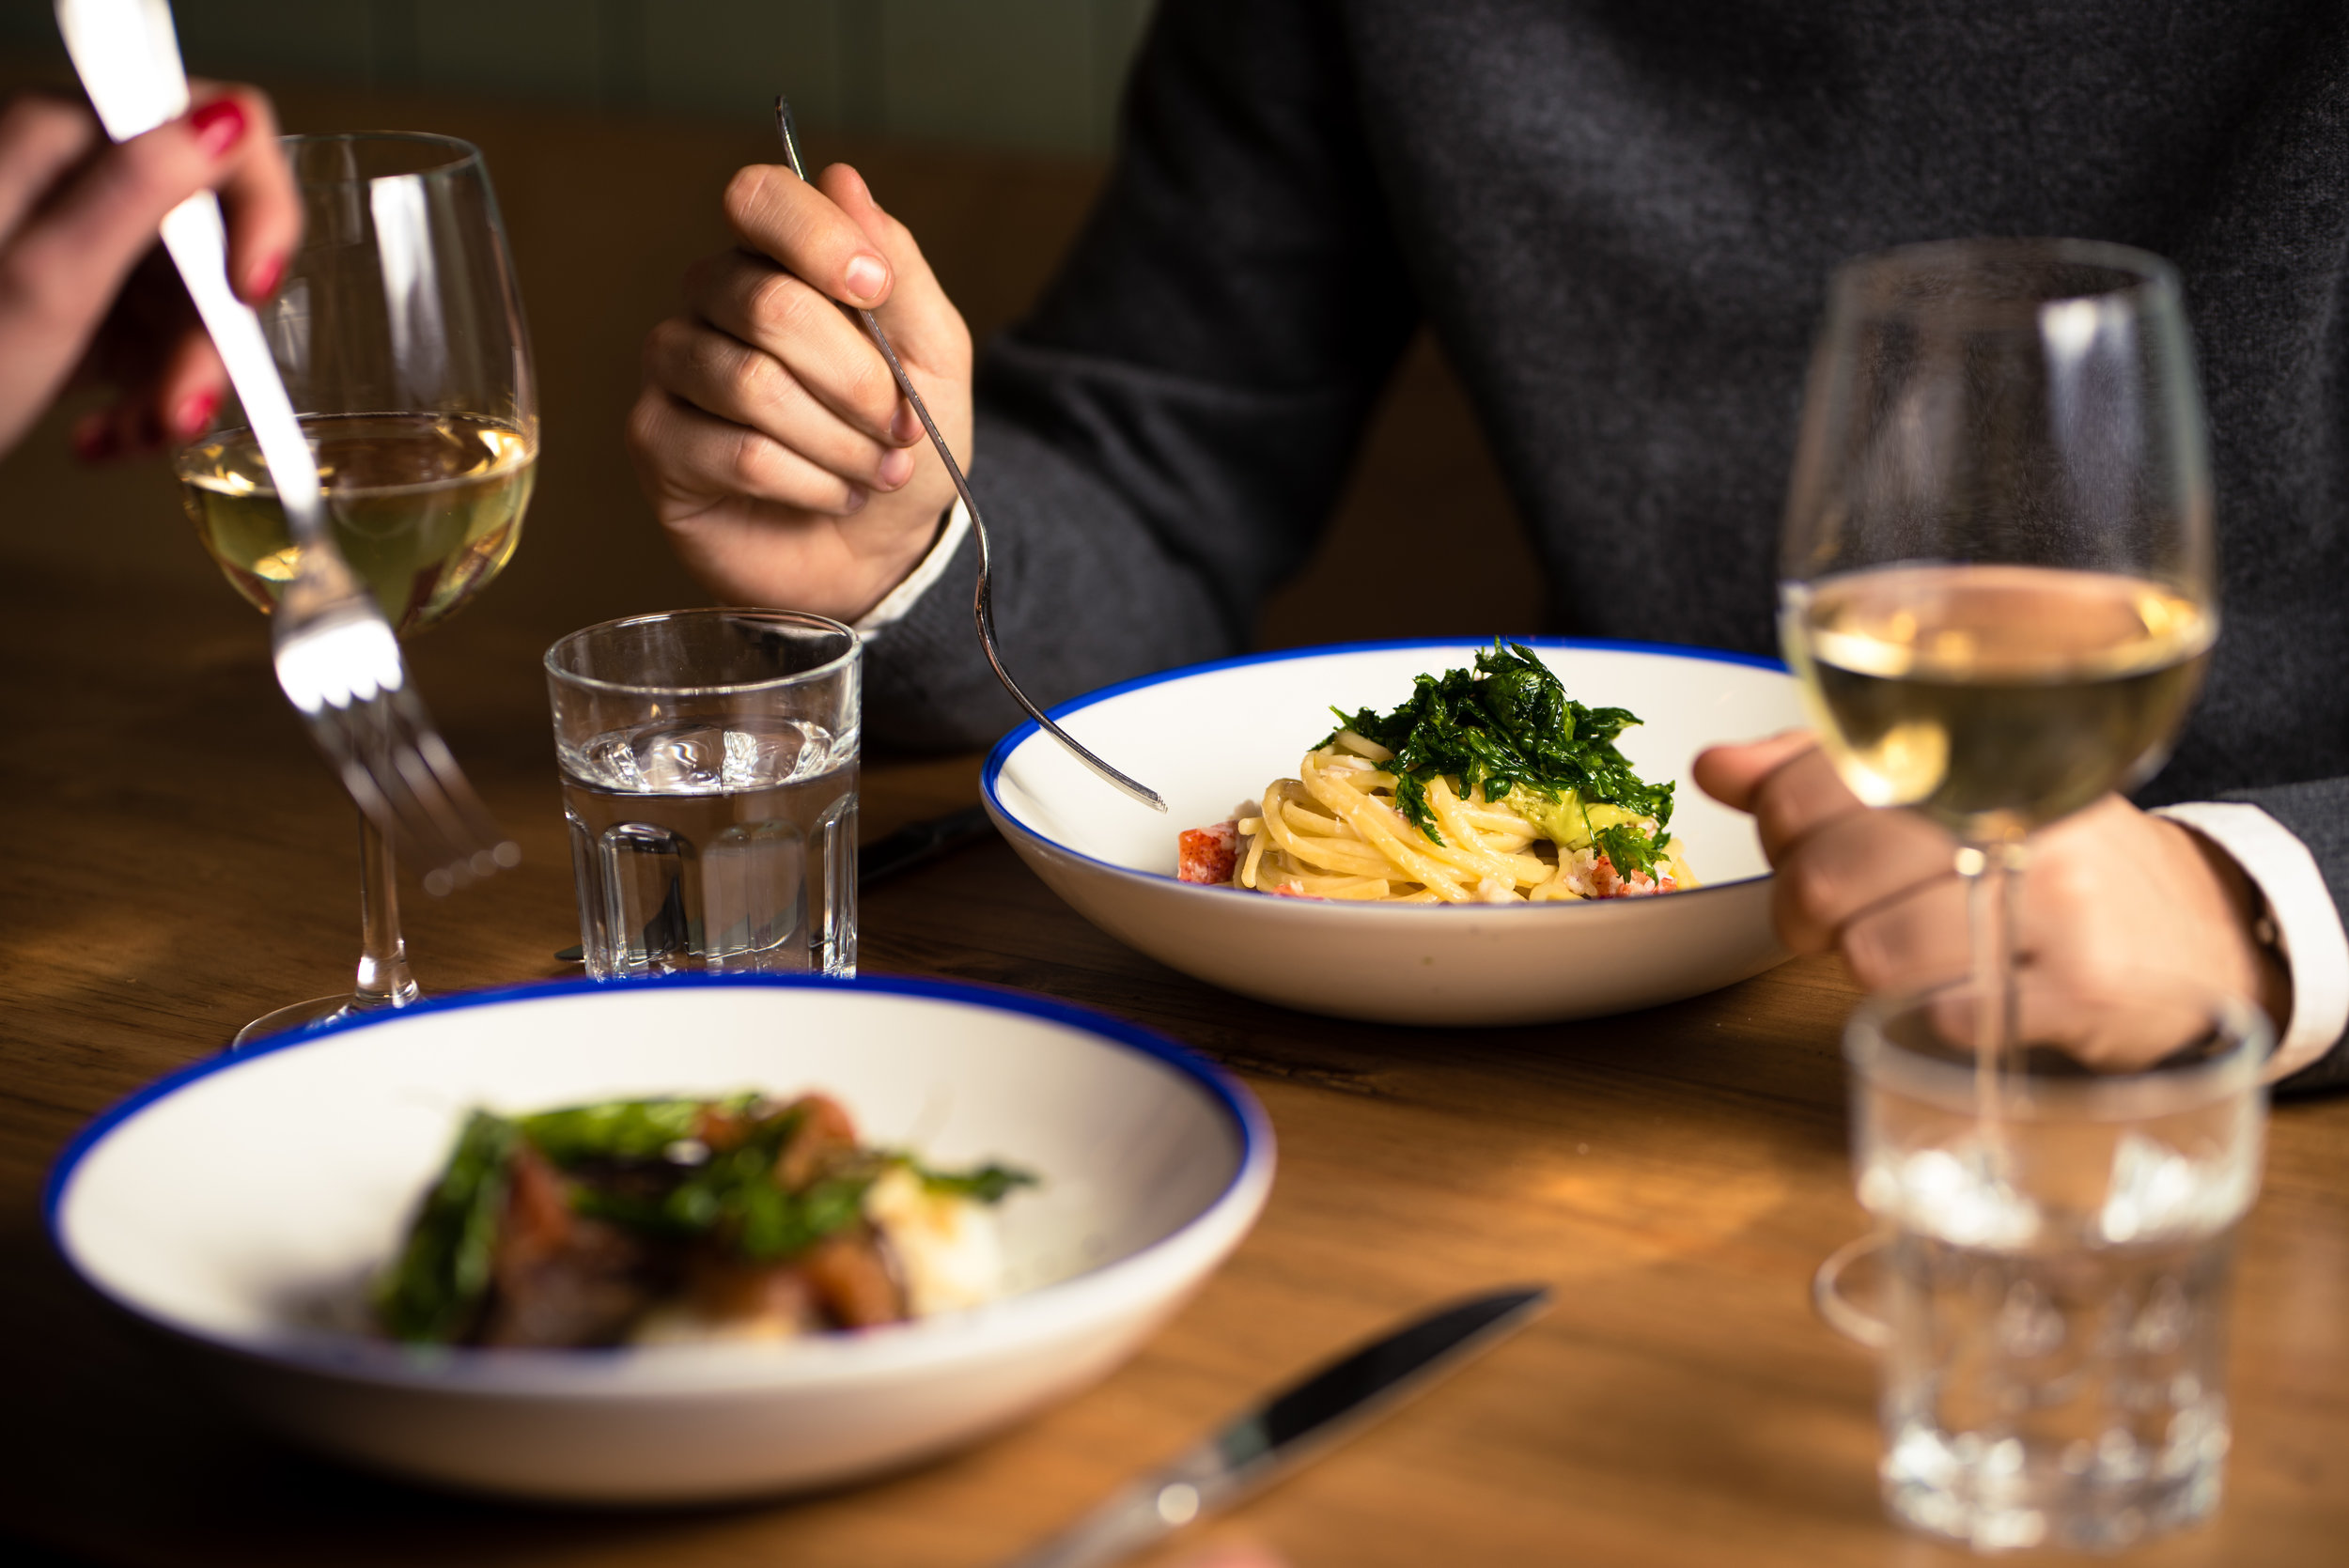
[1005,1285,1551,1568]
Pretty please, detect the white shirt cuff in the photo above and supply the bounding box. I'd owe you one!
[2154,801,2349,1080]
[852,498,971,633]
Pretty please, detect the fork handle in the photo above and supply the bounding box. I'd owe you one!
[158,196,327,539]
[771,96,1166,815]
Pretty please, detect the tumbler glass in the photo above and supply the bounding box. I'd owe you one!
[545,610,860,979]
[1818,972,2269,1551]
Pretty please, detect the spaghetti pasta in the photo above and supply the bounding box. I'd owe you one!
[1174,644,1699,904]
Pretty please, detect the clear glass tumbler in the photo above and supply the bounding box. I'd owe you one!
[1818,973,2269,1551]
[544,610,860,979]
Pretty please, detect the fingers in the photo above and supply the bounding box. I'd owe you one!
[73,318,224,459]
[0,90,270,452]
[5,93,254,316]
[632,158,971,617]
[1840,877,1971,993]
[0,95,99,239]
[681,247,909,445]
[816,161,965,375]
[714,158,970,431]
[1692,729,1817,815]
[723,160,893,311]
[625,384,871,517]
[641,314,914,497]
[1701,729,1962,961]
[192,83,298,301]
[1713,737,1867,863]
[152,323,228,442]
[1771,805,1958,954]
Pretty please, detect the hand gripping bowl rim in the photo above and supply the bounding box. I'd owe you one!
[44,971,1276,1397]
[982,635,1789,912]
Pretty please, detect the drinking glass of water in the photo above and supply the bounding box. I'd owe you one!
[1818,971,2269,1551]
[544,610,860,978]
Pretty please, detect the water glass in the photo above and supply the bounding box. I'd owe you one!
[1819,973,2269,1551]
[545,610,860,979]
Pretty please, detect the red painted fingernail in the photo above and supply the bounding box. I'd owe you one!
[190,99,248,159]
[175,389,221,441]
[246,251,286,301]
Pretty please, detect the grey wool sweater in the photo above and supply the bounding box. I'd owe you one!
[861,0,2349,1079]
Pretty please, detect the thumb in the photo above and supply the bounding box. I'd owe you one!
[817,162,967,374]
[1691,727,1815,814]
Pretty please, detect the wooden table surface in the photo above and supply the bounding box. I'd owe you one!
[0,54,2343,1568]
[0,564,2343,1568]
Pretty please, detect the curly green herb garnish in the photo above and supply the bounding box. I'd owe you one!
[1328,642,1676,879]
[374,1094,1038,1344]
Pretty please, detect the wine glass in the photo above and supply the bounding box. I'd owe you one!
[175,132,537,1046]
[1778,239,2216,1099]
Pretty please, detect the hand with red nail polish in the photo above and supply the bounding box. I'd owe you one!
[626,156,972,623]
[0,82,299,461]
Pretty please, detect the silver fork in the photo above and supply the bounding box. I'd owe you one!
[774,97,1165,814]
[58,0,519,894]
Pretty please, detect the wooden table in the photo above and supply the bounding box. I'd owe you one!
[0,563,2343,1568]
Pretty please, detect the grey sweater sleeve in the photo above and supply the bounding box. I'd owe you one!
[860,0,1420,751]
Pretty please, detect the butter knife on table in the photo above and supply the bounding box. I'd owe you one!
[1005,1285,1551,1568]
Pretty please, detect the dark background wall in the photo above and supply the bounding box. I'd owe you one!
[0,1,1532,667]
[0,1,1158,153]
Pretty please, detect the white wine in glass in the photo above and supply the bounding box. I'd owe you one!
[1787,563,2212,843]
[174,132,537,1047]
[1780,239,2216,1076]
[181,411,532,633]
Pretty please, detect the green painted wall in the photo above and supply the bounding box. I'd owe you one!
[1,0,1158,155]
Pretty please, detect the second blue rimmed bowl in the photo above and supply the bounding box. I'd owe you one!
[47,975,1273,1502]
[984,639,1805,1025]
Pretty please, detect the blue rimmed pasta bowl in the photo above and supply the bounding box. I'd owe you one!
[46,975,1273,1502]
[983,639,1804,1025]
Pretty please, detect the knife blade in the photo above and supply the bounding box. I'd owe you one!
[858,802,998,884]
[1004,1285,1551,1568]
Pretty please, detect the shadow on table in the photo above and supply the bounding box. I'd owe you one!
[0,1214,993,1563]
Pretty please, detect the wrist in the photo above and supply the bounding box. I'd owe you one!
[2165,816,2295,1035]
[846,495,955,616]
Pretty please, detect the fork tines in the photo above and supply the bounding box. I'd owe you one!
[276,611,519,895]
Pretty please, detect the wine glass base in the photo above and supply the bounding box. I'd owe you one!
[231,993,402,1051]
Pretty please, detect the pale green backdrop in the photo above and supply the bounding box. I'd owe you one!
[0,0,1159,155]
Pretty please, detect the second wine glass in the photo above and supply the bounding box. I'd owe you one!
[176,132,538,1046]
[1778,239,2217,1075]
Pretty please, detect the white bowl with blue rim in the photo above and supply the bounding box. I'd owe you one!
[47,975,1274,1503]
[984,640,1805,1026]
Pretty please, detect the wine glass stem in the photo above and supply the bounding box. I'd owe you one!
[351,813,420,1010]
[1962,839,2029,1151]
